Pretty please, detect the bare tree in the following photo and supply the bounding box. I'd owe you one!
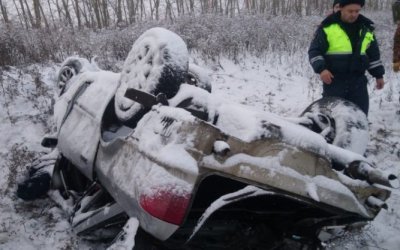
[46,0,57,28]
[23,0,35,28]
[121,0,129,24]
[187,0,194,14]
[101,0,110,27]
[176,0,184,16]
[72,0,82,29]
[39,2,49,29]
[0,0,9,24]
[16,0,30,28]
[0,0,395,29]
[54,0,63,23]
[165,0,174,21]
[33,0,41,28]
[127,0,136,24]
[61,0,74,28]
[92,0,102,28]
[116,0,123,23]
[224,0,238,17]
[80,0,93,28]
[137,0,145,21]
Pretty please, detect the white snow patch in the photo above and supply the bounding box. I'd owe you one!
[213,140,230,153]
[307,182,320,201]
[107,217,139,250]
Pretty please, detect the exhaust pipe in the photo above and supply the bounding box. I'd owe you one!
[325,145,399,189]
[366,196,388,210]
[346,161,399,189]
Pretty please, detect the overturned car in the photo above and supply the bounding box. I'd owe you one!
[19,28,398,249]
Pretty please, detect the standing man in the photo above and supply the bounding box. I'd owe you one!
[308,0,385,116]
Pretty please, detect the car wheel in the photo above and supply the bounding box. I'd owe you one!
[115,27,189,122]
[57,59,82,85]
[300,97,369,155]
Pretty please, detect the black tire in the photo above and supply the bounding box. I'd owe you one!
[300,97,369,155]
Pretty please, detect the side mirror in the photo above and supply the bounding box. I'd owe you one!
[41,136,58,148]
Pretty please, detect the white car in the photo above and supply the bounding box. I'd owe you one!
[23,27,398,249]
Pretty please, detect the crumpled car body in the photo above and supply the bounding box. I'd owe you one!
[47,28,397,248]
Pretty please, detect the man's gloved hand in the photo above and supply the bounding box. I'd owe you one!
[393,62,400,72]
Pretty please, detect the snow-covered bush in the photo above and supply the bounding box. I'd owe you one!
[0,14,323,67]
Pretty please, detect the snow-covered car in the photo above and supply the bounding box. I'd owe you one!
[33,27,398,249]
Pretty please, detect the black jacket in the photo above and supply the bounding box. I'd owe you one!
[308,12,384,79]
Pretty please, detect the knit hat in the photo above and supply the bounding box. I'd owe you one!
[339,0,365,7]
[333,0,340,7]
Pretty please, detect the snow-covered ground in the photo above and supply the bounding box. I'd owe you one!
[1,15,400,250]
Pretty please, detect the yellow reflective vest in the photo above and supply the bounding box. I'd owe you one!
[323,24,374,56]
[308,13,384,78]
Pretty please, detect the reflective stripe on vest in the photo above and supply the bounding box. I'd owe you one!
[323,23,374,55]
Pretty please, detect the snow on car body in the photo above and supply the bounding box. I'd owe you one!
[50,28,396,248]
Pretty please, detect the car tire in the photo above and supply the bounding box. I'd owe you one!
[57,59,82,86]
[115,27,189,122]
[300,97,369,155]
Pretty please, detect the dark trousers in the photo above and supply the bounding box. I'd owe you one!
[322,75,369,116]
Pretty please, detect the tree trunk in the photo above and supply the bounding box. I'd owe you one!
[55,0,63,22]
[165,0,174,22]
[92,0,102,29]
[0,0,9,24]
[73,0,82,29]
[188,0,194,13]
[18,0,30,28]
[116,0,123,23]
[46,0,56,28]
[61,0,74,28]
[12,0,25,27]
[81,0,93,28]
[23,0,35,28]
[127,0,136,24]
[121,0,129,24]
[39,2,49,29]
[101,0,109,27]
[33,0,41,28]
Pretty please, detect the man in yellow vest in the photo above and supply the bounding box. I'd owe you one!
[308,0,384,116]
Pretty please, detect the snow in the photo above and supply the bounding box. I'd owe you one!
[107,218,139,250]
[202,150,370,217]
[133,105,198,176]
[1,15,400,250]
[188,63,212,91]
[213,140,230,154]
[306,182,320,202]
[170,83,329,154]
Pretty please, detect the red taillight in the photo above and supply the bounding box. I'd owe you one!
[140,189,191,225]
